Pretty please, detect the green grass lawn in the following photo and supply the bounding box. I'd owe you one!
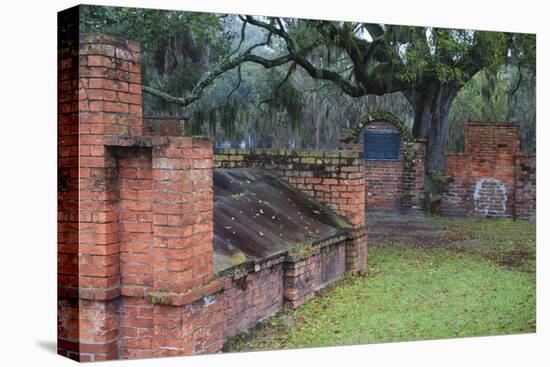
[224,217,536,352]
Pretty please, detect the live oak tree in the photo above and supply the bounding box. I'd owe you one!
[97,12,534,172]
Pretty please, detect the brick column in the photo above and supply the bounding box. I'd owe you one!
[402,139,426,211]
[146,136,221,357]
[149,136,216,295]
[412,139,427,210]
[58,26,143,361]
[514,155,536,220]
[78,32,142,299]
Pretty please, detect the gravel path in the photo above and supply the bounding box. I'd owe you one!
[365,210,449,248]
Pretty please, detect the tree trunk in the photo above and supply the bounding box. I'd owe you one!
[409,82,460,173]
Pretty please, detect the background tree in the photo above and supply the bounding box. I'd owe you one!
[80,6,232,115]
[447,65,536,154]
[81,6,535,171]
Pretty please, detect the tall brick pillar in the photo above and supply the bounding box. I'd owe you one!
[77,32,142,300]
[58,18,144,361]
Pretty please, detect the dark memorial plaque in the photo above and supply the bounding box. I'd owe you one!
[364,131,401,160]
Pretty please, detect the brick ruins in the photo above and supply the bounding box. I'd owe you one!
[441,122,536,219]
[339,117,535,219]
[58,32,366,361]
[58,26,535,362]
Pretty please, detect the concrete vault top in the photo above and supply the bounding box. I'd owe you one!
[213,168,352,273]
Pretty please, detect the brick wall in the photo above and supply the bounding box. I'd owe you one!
[364,158,403,210]
[515,155,536,220]
[57,299,120,361]
[284,234,347,308]
[439,155,468,216]
[441,122,535,219]
[58,30,370,361]
[143,116,185,136]
[339,121,426,212]
[214,149,365,228]
[120,236,352,359]
[118,261,285,358]
[214,148,368,274]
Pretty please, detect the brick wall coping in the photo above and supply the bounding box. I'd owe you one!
[445,152,535,158]
[214,147,363,159]
[146,279,224,306]
[464,121,520,127]
[80,33,140,52]
[102,134,211,148]
[143,115,187,121]
[147,230,350,306]
[143,115,186,120]
[216,231,351,278]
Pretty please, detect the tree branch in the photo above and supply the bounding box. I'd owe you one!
[258,62,297,107]
[226,64,242,101]
[290,56,366,96]
[144,16,416,109]
[303,83,330,96]
[236,21,247,52]
[511,63,522,97]
[314,20,409,94]
[144,16,370,106]
[244,15,296,53]
[144,52,293,107]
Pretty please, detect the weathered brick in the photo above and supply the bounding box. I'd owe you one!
[59,30,373,362]
[441,123,531,219]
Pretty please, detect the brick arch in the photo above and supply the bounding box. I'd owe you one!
[342,111,414,144]
[338,111,426,212]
